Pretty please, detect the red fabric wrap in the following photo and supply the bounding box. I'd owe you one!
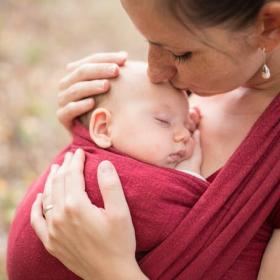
[7,93,280,280]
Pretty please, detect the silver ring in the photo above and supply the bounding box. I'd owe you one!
[43,204,54,215]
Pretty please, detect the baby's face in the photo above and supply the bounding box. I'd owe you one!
[107,62,195,168]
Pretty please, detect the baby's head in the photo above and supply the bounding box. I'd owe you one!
[81,61,195,168]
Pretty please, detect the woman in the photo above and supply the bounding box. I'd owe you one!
[30,0,280,279]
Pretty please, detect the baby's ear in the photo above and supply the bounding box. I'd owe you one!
[89,108,112,148]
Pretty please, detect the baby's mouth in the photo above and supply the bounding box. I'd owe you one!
[167,150,186,164]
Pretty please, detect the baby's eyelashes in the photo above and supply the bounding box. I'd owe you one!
[154,117,171,126]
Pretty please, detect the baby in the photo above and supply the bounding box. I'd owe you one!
[81,60,202,177]
[7,61,206,280]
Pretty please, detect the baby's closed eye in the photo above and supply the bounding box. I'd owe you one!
[154,117,171,126]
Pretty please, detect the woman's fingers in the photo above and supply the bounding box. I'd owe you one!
[58,80,110,107]
[42,153,73,219]
[57,52,127,130]
[97,161,129,216]
[64,149,89,202]
[50,153,74,213]
[42,164,59,217]
[189,106,201,124]
[67,52,127,71]
[31,193,48,244]
[188,106,202,133]
[56,98,95,130]
[59,63,120,91]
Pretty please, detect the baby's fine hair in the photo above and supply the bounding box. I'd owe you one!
[78,93,107,127]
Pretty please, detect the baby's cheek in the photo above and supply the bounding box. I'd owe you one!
[126,128,172,165]
[149,140,170,159]
[133,139,166,164]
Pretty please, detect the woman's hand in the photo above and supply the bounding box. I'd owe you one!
[188,106,201,133]
[30,149,147,280]
[58,52,127,130]
[176,106,202,174]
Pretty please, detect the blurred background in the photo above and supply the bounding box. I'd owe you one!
[0,1,146,278]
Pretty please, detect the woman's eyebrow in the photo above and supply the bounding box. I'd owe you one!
[148,40,185,52]
[148,40,168,48]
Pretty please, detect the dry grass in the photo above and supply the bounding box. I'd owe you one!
[0,1,146,278]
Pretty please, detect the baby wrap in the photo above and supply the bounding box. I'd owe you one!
[7,93,280,280]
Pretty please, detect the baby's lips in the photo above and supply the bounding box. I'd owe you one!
[167,150,187,164]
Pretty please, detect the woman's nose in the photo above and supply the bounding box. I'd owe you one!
[148,45,177,84]
[148,65,176,84]
[174,127,191,143]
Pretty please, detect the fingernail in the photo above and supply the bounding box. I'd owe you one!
[99,160,114,174]
[98,80,108,89]
[102,79,109,89]
[76,148,83,154]
[82,98,94,105]
[108,65,118,74]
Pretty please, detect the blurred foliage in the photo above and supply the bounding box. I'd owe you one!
[0,0,146,278]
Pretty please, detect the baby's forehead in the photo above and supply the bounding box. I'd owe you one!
[106,61,189,121]
[112,61,187,103]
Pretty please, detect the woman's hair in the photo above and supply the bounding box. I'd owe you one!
[169,0,267,30]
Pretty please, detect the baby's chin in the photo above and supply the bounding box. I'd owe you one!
[149,156,185,170]
[122,150,189,170]
[158,162,178,170]
[136,156,177,170]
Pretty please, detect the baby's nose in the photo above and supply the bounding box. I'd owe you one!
[174,127,191,143]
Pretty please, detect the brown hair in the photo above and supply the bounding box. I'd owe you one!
[168,0,266,30]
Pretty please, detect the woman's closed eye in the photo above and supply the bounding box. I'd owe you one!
[172,52,192,64]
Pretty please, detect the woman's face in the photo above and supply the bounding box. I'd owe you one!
[121,0,264,96]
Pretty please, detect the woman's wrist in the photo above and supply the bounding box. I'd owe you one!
[83,263,149,280]
[124,260,149,280]
[84,259,148,280]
